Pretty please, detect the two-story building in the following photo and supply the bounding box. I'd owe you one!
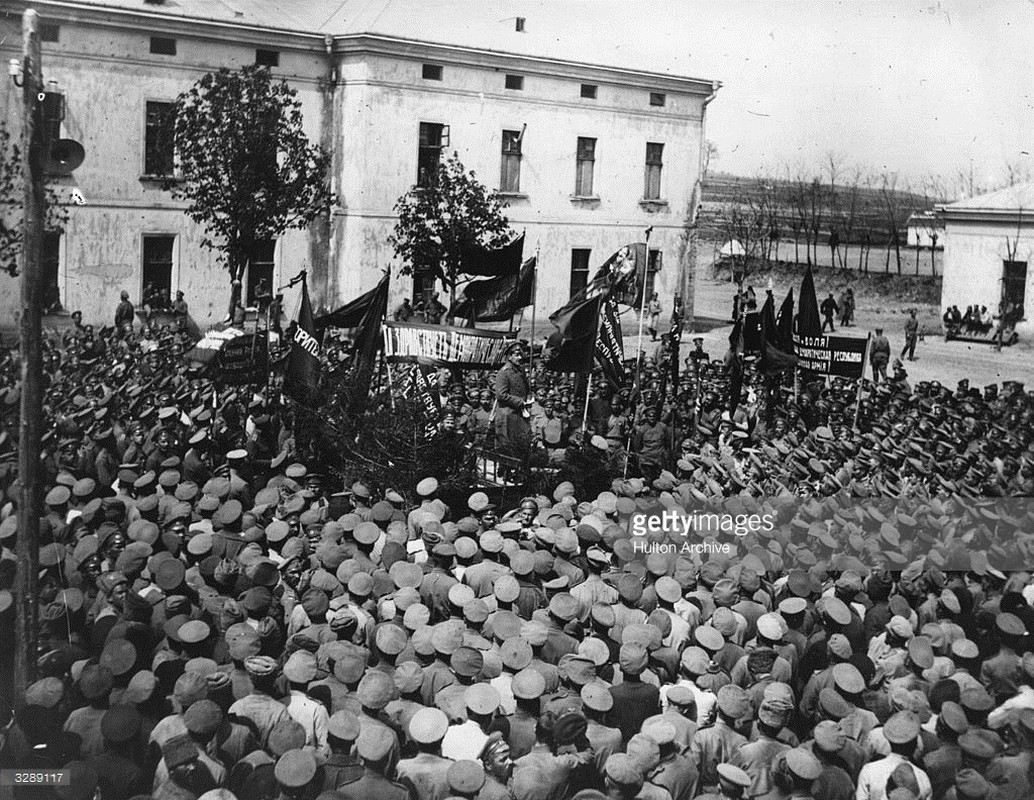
[1,0,719,329]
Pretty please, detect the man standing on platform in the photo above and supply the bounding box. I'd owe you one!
[494,341,531,453]
[870,327,890,383]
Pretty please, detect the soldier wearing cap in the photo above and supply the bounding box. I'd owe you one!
[228,656,292,750]
[321,710,364,792]
[398,707,453,800]
[479,731,515,800]
[336,726,411,800]
[856,711,931,800]
[494,340,532,452]
[695,763,752,800]
[282,650,330,758]
[691,685,749,793]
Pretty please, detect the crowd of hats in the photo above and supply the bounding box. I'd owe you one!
[0,321,1032,799]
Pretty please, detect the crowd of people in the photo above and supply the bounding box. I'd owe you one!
[0,290,1031,800]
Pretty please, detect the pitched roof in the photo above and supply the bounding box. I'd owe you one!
[941,182,1034,213]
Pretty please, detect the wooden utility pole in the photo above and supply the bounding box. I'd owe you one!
[15,9,44,701]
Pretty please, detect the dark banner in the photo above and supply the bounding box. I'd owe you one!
[743,312,763,355]
[383,322,514,369]
[218,333,268,385]
[793,334,868,378]
[596,296,625,385]
[409,365,443,437]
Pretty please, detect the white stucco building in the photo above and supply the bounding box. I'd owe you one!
[938,183,1034,339]
[0,0,719,330]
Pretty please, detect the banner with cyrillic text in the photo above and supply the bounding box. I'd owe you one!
[793,334,868,378]
[383,322,515,369]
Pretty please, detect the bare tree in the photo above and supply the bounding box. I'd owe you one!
[879,171,904,274]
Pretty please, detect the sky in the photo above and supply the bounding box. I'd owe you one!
[520,0,1034,195]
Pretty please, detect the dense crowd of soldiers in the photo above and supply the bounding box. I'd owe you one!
[0,306,1032,800]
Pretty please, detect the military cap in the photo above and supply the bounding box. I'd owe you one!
[121,669,157,706]
[958,732,996,760]
[784,747,823,780]
[269,720,307,757]
[45,485,70,506]
[619,643,648,677]
[372,623,406,657]
[714,684,749,719]
[410,707,449,744]
[813,720,846,753]
[884,711,920,744]
[356,725,395,762]
[183,699,222,738]
[450,646,484,678]
[578,638,610,668]
[357,670,395,709]
[416,477,439,497]
[953,769,989,800]
[757,612,787,641]
[832,663,865,695]
[654,576,682,604]
[99,637,137,677]
[580,681,614,712]
[79,664,114,701]
[225,623,261,660]
[641,718,677,747]
[174,672,209,708]
[275,750,317,789]
[283,651,318,684]
[694,625,724,652]
[906,636,934,669]
[162,735,200,770]
[510,551,535,576]
[394,662,424,695]
[821,597,852,626]
[403,603,431,631]
[996,612,1025,637]
[604,754,643,788]
[25,677,64,708]
[885,615,913,639]
[500,637,532,671]
[939,701,968,734]
[960,687,994,712]
[389,561,423,590]
[512,668,546,700]
[716,763,752,788]
[328,710,361,741]
[448,760,486,794]
[818,687,851,720]
[466,683,500,716]
[100,705,141,744]
[547,592,579,623]
[952,639,980,660]
[244,655,279,678]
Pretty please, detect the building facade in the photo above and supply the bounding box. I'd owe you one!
[1,0,719,330]
[938,183,1034,339]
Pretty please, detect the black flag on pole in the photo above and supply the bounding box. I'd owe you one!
[449,257,536,322]
[459,233,525,278]
[796,266,822,338]
[348,274,390,413]
[284,274,321,405]
[759,291,798,376]
[545,294,603,374]
[776,288,795,350]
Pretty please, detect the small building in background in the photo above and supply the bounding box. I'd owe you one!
[937,183,1034,340]
[906,210,944,249]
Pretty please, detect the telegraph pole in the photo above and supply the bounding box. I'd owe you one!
[15,8,45,700]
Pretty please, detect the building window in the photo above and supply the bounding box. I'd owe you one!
[505,74,524,91]
[570,249,591,298]
[580,84,597,99]
[515,17,526,32]
[647,249,662,298]
[255,49,279,67]
[149,36,177,56]
[142,235,175,302]
[417,122,449,188]
[501,129,522,193]
[144,101,176,177]
[649,92,666,107]
[246,240,276,305]
[575,137,596,197]
[422,64,443,80]
[42,232,61,312]
[644,142,664,200]
[40,23,60,43]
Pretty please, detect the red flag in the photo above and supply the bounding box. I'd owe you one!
[284,274,321,405]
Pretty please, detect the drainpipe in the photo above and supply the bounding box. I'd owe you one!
[320,32,339,306]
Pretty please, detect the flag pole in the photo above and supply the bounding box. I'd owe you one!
[853,333,871,432]
[530,241,540,374]
[634,228,653,394]
[581,373,592,431]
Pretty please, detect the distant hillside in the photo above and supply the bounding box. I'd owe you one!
[699,171,943,246]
